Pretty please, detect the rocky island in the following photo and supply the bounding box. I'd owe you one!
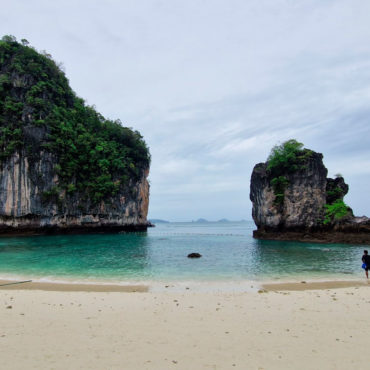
[250,140,370,244]
[0,36,150,234]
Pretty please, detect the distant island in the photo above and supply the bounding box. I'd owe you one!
[149,219,250,224]
[0,36,150,234]
[250,139,370,244]
[193,218,209,223]
[191,218,247,223]
[149,219,170,224]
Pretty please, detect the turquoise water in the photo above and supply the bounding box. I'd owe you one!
[0,221,366,282]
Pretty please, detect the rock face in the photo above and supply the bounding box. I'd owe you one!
[0,36,150,234]
[0,147,150,235]
[250,148,370,244]
[187,253,202,258]
[251,152,328,231]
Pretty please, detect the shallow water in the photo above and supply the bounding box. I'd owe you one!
[0,221,366,282]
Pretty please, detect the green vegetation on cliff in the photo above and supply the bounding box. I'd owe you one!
[323,199,350,225]
[0,35,150,205]
[267,139,313,205]
[267,139,313,175]
[267,139,351,224]
[323,180,352,225]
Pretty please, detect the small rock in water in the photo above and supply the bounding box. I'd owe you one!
[187,253,202,258]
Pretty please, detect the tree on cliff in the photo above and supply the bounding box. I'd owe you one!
[265,139,351,223]
[266,139,312,205]
[0,35,150,207]
[267,139,312,176]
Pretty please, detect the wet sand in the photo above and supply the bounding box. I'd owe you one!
[262,279,369,291]
[0,278,367,293]
[0,280,148,292]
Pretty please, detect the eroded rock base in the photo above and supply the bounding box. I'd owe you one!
[253,228,370,244]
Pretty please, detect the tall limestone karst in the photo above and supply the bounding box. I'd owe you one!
[250,140,370,243]
[0,36,150,234]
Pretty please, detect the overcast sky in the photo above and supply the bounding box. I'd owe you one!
[2,0,370,221]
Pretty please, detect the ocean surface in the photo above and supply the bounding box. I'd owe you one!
[0,221,366,283]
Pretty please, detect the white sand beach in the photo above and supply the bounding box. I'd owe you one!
[1,280,370,369]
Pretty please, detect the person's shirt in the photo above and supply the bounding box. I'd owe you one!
[362,254,370,266]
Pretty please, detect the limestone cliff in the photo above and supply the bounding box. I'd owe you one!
[251,152,329,230]
[0,150,149,233]
[0,36,150,234]
[250,140,370,244]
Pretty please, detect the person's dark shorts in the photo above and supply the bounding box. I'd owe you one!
[366,265,370,272]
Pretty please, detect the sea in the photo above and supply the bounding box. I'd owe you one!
[0,221,366,285]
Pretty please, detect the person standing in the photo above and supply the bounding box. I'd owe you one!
[362,250,370,279]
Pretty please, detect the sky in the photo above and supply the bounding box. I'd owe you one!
[2,0,370,221]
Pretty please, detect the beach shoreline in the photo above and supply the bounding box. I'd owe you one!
[0,279,149,292]
[0,277,368,292]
